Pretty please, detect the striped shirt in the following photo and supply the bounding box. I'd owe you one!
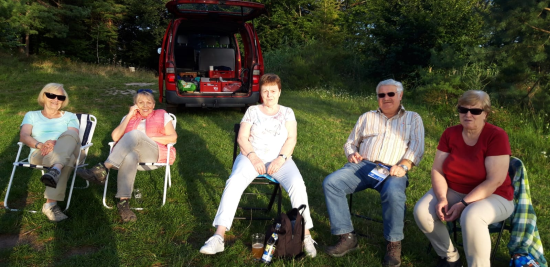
[344,106,425,166]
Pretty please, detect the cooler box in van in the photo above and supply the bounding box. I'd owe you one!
[209,70,234,79]
[221,81,242,92]
[200,78,221,92]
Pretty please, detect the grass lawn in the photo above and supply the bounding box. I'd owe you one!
[0,53,548,266]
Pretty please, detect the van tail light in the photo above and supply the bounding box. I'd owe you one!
[252,66,261,92]
[167,74,176,83]
[165,65,176,91]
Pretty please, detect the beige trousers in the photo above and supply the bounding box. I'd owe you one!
[413,188,514,267]
[30,130,81,201]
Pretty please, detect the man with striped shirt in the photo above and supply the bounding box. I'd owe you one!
[323,79,425,267]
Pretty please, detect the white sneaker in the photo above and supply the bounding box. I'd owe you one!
[303,234,317,258]
[42,203,68,222]
[200,235,225,255]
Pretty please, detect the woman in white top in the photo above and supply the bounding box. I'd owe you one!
[19,83,80,221]
[200,74,317,257]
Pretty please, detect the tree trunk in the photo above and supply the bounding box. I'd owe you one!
[25,34,30,57]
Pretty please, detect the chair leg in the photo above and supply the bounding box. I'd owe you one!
[162,165,168,207]
[490,221,507,261]
[4,165,25,212]
[265,183,279,212]
[277,185,282,215]
[102,169,113,209]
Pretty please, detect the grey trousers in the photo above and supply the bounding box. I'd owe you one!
[414,188,514,267]
[106,130,159,198]
[30,130,81,201]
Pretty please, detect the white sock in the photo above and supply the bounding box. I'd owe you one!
[214,234,224,241]
[44,202,56,209]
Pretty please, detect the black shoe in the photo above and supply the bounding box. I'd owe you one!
[383,241,401,267]
[436,257,463,267]
[41,168,61,188]
[326,232,358,257]
[77,162,108,185]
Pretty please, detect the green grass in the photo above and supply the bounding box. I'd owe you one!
[0,53,548,267]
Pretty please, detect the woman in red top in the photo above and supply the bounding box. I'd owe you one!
[413,90,514,267]
[77,90,177,222]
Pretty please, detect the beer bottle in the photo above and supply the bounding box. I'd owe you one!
[260,223,281,264]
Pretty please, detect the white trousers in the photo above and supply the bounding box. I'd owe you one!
[213,154,314,230]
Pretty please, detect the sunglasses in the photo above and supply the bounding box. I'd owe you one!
[378,92,396,98]
[457,106,484,115]
[44,92,66,101]
[137,89,153,94]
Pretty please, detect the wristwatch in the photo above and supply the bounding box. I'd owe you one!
[278,154,287,161]
[399,164,409,172]
[460,199,469,207]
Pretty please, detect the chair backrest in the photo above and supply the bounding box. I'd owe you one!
[75,114,97,147]
[232,123,240,164]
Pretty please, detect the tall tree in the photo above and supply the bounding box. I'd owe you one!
[484,0,550,109]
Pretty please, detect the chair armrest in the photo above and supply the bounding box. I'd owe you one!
[81,143,93,150]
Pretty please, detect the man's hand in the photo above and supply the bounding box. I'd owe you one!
[347,152,363,163]
[390,165,407,177]
[267,157,285,175]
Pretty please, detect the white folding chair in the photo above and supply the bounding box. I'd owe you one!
[102,113,176,210]
[4,114,97,212]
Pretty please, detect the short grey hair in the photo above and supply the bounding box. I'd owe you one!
[376,79,404,94]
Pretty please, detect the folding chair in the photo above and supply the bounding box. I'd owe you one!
[4,114,97,212]
[348,167,408,237]
[232,123,282,220]
[102,113,176,210]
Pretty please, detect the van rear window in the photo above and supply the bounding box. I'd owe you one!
[177,4,254,16]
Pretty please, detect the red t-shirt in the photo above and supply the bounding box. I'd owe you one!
[437,123,513,200]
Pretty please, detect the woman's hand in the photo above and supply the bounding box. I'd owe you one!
[267,157,285,175]
[40,140,56,156]
[347,152,363,163]
[248,154,266,175]
[444,202,466,222]
[128,105,139,117]
[435,199,448,221]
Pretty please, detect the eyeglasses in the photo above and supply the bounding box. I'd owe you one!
[457,106,484,115]
[377,92,396,98]
[137,89,153,94]
[44,92,66,101]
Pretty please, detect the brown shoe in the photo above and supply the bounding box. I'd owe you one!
[117,199,137,223]
[77,162,108,185]
[383,241,401,267]
[326,232,358,257]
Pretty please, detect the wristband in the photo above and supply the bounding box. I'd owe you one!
[460,199,469,207]
[35,142,41,149]
[278,154,287,161]
[247,151,256,158]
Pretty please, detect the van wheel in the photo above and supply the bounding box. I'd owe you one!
[166,103,179,114]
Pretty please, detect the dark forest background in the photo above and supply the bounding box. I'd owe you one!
[1,0,549,112]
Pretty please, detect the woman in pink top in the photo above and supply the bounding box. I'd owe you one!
[413,90,514,267]
[77,89,177,222]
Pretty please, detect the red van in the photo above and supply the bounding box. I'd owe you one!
[158,0,267,109]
